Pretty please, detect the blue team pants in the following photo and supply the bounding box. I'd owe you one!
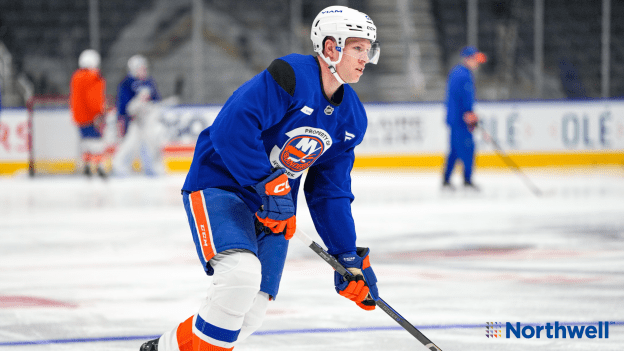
[182,188,289,298]
[443,129,475,184]
[79,124,102,138]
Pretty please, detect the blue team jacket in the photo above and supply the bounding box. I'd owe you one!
[183,54,367,255]
[445,64,475,135]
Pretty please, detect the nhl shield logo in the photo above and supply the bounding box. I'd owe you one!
[324,105,334,115]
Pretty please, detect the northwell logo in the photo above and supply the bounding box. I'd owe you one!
[485,322,502,338]
[490,322,611,339]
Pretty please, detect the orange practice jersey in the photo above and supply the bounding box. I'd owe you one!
[69,68,106,126]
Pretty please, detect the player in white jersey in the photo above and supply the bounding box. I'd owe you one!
[112,55,177,176]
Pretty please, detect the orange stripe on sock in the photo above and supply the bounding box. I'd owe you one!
[176,316,194,351]
[189,191,215,262]
[192,335,234,351]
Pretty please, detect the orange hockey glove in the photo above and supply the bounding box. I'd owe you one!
[254,169,296,240]
[334,247,379,311]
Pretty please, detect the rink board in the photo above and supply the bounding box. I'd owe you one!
[1,100,623,175]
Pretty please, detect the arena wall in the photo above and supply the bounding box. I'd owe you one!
[1,101,622,176]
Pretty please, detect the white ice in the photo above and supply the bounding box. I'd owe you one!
[1,168,623,351]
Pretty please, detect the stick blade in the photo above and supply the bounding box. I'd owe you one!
[426,344,443,351]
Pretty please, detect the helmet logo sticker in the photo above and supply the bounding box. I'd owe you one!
[322,9,343,14]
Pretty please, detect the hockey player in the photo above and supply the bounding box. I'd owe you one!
[112,54,166,176]
[140,6,381,351]
[442,46,487,190]
[69,49,108,178]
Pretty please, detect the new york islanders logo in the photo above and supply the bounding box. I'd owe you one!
[280,135,324,171]
[270,127,333,179]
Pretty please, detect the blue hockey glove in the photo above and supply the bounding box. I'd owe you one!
[254,168,296,240]
[334,247,379,311]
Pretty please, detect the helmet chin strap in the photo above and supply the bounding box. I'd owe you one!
[319,51,346,85]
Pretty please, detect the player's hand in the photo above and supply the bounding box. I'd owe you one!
[463,111,479,132]
[334,247,379,311]
[254,169,296,240]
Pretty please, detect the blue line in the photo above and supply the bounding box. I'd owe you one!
[0,335,162,346]
[1,321,622,346]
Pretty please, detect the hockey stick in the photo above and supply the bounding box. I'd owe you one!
[294,228,443,351]
[478,126,543,197]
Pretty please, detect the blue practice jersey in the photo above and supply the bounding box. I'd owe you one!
[183,54,367,256]
[445,64,475,131]
[116,75,161,134]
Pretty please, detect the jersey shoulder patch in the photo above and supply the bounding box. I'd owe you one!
[268,59,296,97]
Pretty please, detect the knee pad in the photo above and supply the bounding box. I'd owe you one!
[187,251,262,349]
[238,292,270,342]
[204,250,262,317]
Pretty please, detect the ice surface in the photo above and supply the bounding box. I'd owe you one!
[1,168,623,350]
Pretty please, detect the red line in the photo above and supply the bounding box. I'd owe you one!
[0,296,77,308]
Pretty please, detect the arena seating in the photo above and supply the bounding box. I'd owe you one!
[431,0,624,99]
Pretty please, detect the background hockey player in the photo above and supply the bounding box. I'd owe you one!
[140,6,381,351]
[69,49,108,178]
[442,45,487,190]
[112,54,166,176]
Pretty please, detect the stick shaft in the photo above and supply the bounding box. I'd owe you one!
[294,229,443,351]
[480,127,543,196]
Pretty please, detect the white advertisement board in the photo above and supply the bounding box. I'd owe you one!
[474,101,624,152]
[1,100,622,174]
[0,109,30,161]
[357,101,624,155]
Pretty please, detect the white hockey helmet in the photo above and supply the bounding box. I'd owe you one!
[78,49,101,69]
[310,6,379,83]
[127,54,149,79]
